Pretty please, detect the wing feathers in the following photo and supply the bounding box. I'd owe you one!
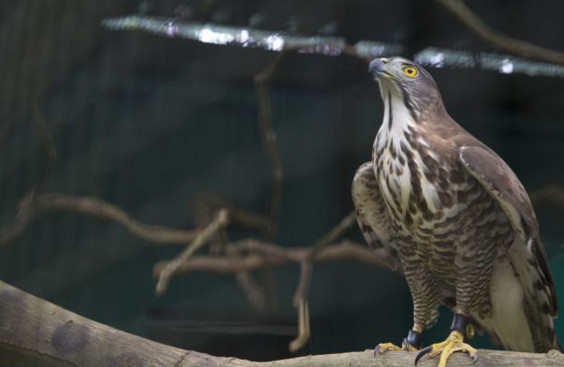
[352,162,401,271]
[459,145,558,351]
[459,145,557,315]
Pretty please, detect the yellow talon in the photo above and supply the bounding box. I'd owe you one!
[375,341,418,355]
[375,342,403,353]
[415,330,478,367]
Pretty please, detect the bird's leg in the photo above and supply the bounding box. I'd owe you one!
[375,263,436,355]
[415,313,477,367]
[414,240,491,366]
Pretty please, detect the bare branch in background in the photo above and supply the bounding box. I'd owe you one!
[530,184,564,209]
[290,261,312,352]
[0,193,200,247]
[310,211,356,254]
[193,192,273,242]
[149,211,365,350]
[0,104,60,247]
[290,297,310,353]
[250,52,289,313]
[0,193,359,350]
[192,192,273,310]
[155,209,229,295]
[0,191,38,247]
[254,53,286,235]
[6,185,557,252]
[3,187,559,350]
[436,0,564,65]
[235,271,270,311]
[0,193,272,248]
[153,241,389,275]
[290,211,356,351]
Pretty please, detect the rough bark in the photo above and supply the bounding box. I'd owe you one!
[1,281,563,367]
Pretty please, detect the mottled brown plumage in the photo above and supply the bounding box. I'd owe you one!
[352,57,558,362]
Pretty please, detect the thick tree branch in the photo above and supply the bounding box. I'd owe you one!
[1,281,562,367]
[436,0,564,65]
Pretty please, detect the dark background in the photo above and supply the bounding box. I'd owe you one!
[0,0,563,362]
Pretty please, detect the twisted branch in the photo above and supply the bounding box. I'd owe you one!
[254,53,286,234]
[0,193,271,248]
[290,211,356,350]
[436,0,564,65]
[0,192,200,247]
[153,240,387,275]
[155,209,230,295]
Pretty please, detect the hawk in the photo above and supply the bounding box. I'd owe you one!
[352,57,559,366]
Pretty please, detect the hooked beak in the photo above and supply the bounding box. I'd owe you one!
[369,58,395,80]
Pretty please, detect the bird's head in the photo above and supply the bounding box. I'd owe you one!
[369,57,443,117]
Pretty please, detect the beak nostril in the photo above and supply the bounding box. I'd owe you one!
[381,58,389,64]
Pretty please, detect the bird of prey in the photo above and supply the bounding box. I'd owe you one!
[352,57,559,366]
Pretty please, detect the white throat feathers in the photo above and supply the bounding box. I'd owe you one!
[372,87,442,223]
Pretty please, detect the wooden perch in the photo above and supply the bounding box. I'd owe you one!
[1,281,563,367]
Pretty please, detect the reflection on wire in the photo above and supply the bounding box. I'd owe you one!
[415,47,564,77]
[103,16,343,53]
[102,15,401,58]
[103,15,564,78]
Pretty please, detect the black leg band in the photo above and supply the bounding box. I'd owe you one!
[404,329,422,348]
[450,313,469,337]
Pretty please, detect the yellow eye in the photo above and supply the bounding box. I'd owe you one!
[402,65,418,77]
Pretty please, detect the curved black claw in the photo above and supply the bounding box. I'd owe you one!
[414,345,433,365]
